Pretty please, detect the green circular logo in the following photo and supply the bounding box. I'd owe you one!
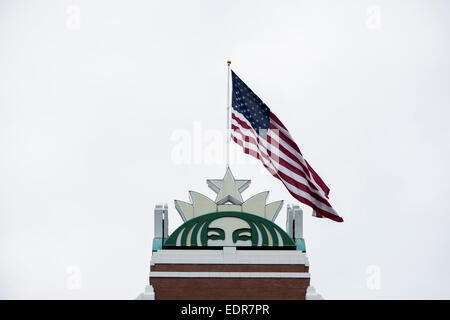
[164,211,295,248]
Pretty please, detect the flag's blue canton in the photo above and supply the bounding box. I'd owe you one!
[231,71,270,133]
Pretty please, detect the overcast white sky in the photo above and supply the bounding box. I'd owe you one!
[1,0,449,299]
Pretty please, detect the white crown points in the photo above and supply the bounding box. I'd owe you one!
[174,168,283,222]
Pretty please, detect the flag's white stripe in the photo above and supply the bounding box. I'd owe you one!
[267,128,306,170]
[232,110,338,216]
[270,118,294,141]
[232,111,328,197]
[231,121,327,199]
[268,129,329,197]
[233,111,306,167]
[233,111,319,184]
[231,130,338,215]
[232,133,338,216]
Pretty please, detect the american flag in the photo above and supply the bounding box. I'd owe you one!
[230,70,343,222]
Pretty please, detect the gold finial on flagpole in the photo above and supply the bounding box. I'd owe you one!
[227,60,231,65]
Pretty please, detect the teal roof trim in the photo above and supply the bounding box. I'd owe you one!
[295,238,306,252]
[152,237,163,251]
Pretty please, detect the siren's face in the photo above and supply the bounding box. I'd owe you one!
[206,217,252,247]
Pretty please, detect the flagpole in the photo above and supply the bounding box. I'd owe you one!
[226,60,231,169]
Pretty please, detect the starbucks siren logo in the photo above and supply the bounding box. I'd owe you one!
[165,168,295,248]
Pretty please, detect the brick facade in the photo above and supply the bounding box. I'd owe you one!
[150,264,310,300]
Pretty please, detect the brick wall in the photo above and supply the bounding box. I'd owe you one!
[150,264,309,300]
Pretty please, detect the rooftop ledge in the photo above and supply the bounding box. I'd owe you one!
[150,247,309,266]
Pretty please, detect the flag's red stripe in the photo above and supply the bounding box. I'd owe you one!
[232,135,343,222]
[234,114,308,173]
[232,114,324,195]
[232,114,313,186]
[267,133,319,187]
[305,160,330,197]
[232,124,329,201]
[269,112,288,131]
[268,123,303,157]
[268,118,331,197]
[231,127,333,207]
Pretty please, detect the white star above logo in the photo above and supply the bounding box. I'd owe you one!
[206,167,251,205]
